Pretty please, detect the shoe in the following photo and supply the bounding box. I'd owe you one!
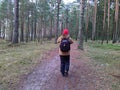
[61,73,65,77]
[65,72,68,77]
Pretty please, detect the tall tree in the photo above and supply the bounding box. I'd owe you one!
[0,21,1,38]
[34,4,37,41]
[92,0,97,40]
[55,0,61,44]
[65,8,69,29]
[118,2,120,42]
[19,0,25,42]
[7,0,13,42]
[25,11,30,42]
[78,0,85,50]
[12,0,19,43]
[113,0,119,43]
[48,0,56,40]
[19,0,31,42]
[85,0,90,42]
[107,0,110,43]
[102,0,106,44]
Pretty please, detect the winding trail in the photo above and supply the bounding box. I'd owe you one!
[17,43,114,90]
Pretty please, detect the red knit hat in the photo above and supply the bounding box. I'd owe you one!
[63,29,69,35]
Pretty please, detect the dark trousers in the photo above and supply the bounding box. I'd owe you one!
[60,55,70,74]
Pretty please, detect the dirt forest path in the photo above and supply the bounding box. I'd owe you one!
[17,43,114,90]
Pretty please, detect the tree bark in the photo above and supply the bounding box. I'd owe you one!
[107,0,110,43]
[26,12,30,42]
[39,17,43,44]
[113,0,119,43]
[7,0,13,42]
[49,16,53,40]
[92,0,97,40]
[65,9,69,29]
[118,7,120,43]
[3,25,5,39]
[12,0,19,44]
[76,12,79,40]
[34,13,37,41]
[31,10,34,41]
[55,0,61,44]
[78,0,85,50]
[85,0,89,42]
[20,16,24,42]
[0,21,1,38]
[101,0,106,44]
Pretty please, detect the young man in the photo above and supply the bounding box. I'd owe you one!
[57,29,73,77]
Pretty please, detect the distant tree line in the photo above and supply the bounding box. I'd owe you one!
[0,0,120,49]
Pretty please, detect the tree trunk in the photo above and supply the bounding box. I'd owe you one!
[20,16,24,42]
[10,22,13,41]
[9,20,13,42]
[78,0,85,50]
[113,0,119,43]
[7,0,13,42]
[37,19,40,42]
[49,16,53,40]
[107,0,110,43]
[43,22,46,38]
[3,25,5,39]
[118,8,120,43]
[12,0,19,44]
[76,12,79,40]
[92,0,97,40]
[25,12,30,42]
[39,17,43,44]
[0,21,1,38]
[37,16,43,44]
[101,0,106,44]
[66,9,69,29]
[55,0,61,44]
[85,0,89,42]
[34,14,37,41]
[31,11,34,41]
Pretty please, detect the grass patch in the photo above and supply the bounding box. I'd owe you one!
[0,39,57,90]
[95,44,119,51]
[85,41,120,64]
[112,81,120,90]
[85,41,120,89]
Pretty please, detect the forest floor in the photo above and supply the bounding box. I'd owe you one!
[15,42,119,90]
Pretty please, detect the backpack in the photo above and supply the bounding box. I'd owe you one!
[60,38,70,52]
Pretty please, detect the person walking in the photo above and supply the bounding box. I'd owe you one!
[57,29,73,77]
